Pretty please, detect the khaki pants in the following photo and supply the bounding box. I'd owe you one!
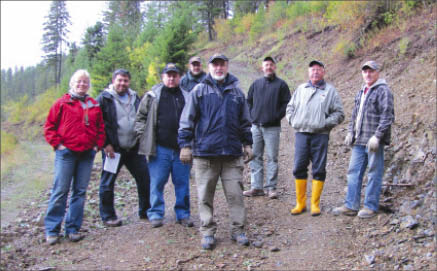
[193,157,246,237]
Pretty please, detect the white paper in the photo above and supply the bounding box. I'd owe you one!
[103,152,121,174]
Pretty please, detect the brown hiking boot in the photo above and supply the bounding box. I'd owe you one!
[243,189,265,197]
[267,190,278,199]
[332,205,358,216]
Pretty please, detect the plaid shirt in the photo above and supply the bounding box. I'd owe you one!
[348,79,394,146]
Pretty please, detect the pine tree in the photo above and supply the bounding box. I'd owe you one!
[41,0,71,85]
[82,21,105,65]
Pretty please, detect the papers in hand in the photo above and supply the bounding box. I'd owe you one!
[103,152,121,174]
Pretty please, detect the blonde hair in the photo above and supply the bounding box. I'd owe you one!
[69,69,91,90]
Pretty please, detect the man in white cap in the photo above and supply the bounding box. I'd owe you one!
[333,60,394,219]
[286,60,344,216]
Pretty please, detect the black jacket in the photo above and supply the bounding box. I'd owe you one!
[247,75,291,127]
[96,90,141,151]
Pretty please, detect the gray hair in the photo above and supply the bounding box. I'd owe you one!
[69,69,91,90]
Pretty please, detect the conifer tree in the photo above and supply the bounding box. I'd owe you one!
[41,0,71,85]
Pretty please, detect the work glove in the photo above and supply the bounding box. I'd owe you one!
[243,145,254,164]
[344,133,353,146]
[366,135,379,152]
[180,147,193,164]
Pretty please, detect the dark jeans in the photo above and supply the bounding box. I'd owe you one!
[99,149,150,221]
[293,132,329,181]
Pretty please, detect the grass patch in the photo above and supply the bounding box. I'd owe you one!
[1,131,18,155]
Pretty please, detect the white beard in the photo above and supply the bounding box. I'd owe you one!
[211,73,226,81]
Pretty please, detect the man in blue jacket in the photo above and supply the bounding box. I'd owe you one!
[180,56,207,93]
[178,53,253,250]
[97,69,150,227]
[333,61,394,219]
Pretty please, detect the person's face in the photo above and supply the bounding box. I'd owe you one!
[189,62,202,75]
[112,74,130,94]
[262,60,276,77]
[162,71,180,88]
[209,59,228,81]
[74,75,90,96]
[308,65,325,84]
[362,68,379,87]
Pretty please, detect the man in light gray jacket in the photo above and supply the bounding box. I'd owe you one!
[286,60,344,216]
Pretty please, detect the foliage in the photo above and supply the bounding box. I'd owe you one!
[82,21,105,65]
[324,1,367,28]
[249,6,265,42]
[333,39,356,58]
[126,42,152,94]
[1,131,18,155]
[41,0,71,84]
[398,37,410,56]
[234,13,255,35]
[215,18,233,44]
[146,62,161,91]
[264,1,288,31]
[91,25,130,95]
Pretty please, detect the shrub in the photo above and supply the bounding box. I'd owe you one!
[249,6,266,42]
[333,39,356,58]
[398,37,410,56]
[215,18,233,44]
[1,130,18,155]
[235,13,255,35]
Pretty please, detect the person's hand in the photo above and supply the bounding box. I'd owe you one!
[104,144,115,159]
[180,147,192,164]
[344,133,353,146]
[367,136,379,152]
[57,144,66,150]
[243,145,254,164]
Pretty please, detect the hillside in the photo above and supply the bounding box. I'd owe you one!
[1,3,436,270]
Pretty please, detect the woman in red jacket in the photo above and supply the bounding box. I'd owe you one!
[43,69,105,245]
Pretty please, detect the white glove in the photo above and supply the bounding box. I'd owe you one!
[367,136,379,152]
[344,133,353,146]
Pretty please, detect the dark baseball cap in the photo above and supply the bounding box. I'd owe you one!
[162,63,181,74]
[361,60,380,71]
[209,53,229,63]
[189,56,202,64]
[309,60,325,68]
[263,56,276,63]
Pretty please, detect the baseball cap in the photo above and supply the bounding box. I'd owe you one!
[162,63,181,74]
[361,60,380,71]
[309,60,325,68]
[208,53,229,63]
[189,56,202,64]
[263,56,276,63]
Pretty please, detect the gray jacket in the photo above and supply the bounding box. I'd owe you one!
[286,81,345,134]
[135,83,188,159]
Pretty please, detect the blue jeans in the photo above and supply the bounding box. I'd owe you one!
[45,148,96,237]
[99,149,150,221]
[345,145,384,211]
[147,145,191,221]
[293,132,329,181]
[249,125,281,190]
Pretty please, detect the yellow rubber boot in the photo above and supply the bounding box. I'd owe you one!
[291,179,307,215]
[311,180,324,216]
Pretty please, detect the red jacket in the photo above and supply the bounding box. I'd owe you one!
[44,93,105,152]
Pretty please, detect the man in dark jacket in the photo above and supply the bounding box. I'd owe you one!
[135,63,193,228]
[180,56,207,93]
[178,53,253,250]
[243,56,291,199]
[333,61,394,219]
[97,69,150,227]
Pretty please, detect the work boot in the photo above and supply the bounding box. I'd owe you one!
[177,218,194,227]
[46,235,59,246]
[332,205,358,216]
[267,189,278,199]
[291,179,307,215]
[358,207,376,219]
[243,188,265,197]
[67,233,84,242]
[310,180,324,216]
[151,219,163,228]
[103,218,122,227]
[201,236,216,250]
[231,233,249,246]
